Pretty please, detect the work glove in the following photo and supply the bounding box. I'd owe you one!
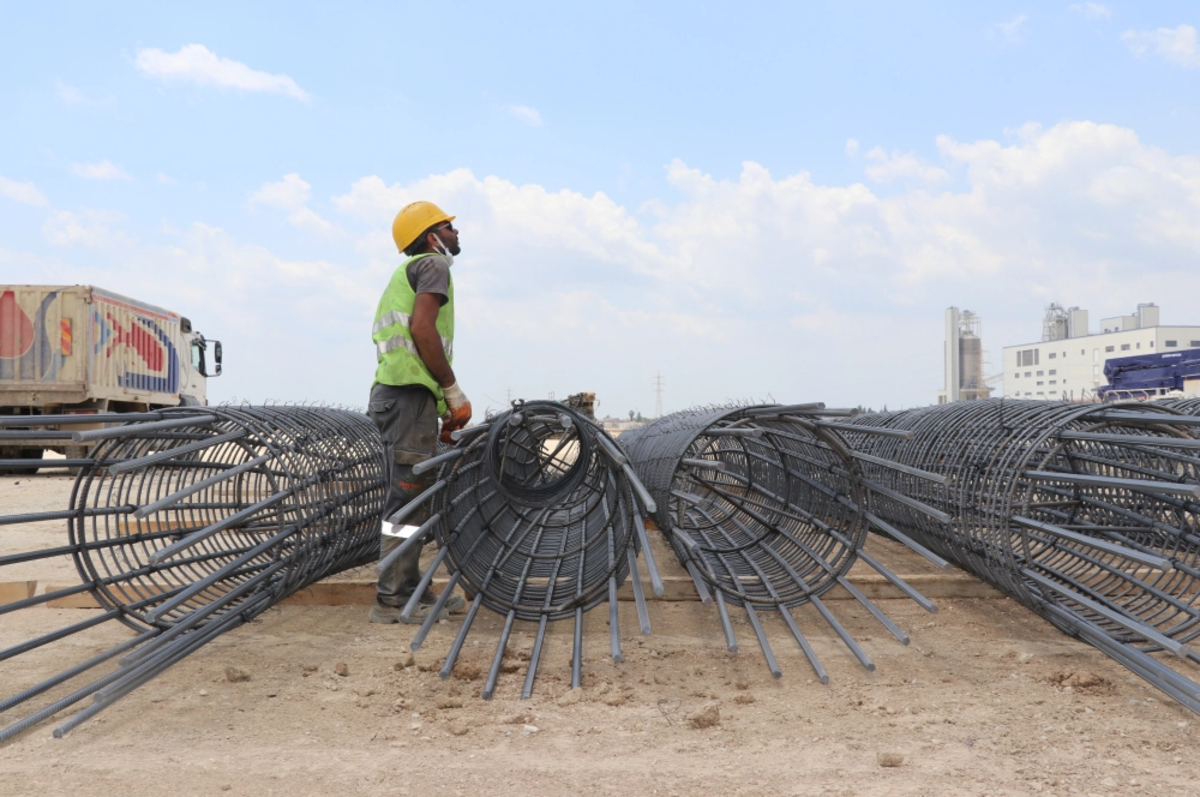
[439,381,473,443]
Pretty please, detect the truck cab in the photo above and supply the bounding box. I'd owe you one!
[180,319,223,406]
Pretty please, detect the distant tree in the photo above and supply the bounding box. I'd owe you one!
[635,411,643,422]
[628,410,634,421]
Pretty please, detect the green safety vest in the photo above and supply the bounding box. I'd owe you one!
[371,253,455,415]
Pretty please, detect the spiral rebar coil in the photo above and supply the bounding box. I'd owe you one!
[846,399,1200,713]
[0,405,385,740]
[619,404,933,680]
[388,400,660,698]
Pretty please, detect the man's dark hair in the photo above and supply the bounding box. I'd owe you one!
[403,223,442,257]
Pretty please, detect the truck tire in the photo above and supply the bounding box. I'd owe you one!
[0,447,43,475]
[180,395,204,407]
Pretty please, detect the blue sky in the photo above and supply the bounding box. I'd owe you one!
[3,2,1200,416]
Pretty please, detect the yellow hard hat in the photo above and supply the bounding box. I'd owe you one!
[391,201,455,252]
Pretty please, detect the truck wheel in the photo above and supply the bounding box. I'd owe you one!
[0,447,43,476]
[180,395,204,407]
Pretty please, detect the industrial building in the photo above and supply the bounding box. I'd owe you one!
[938,307,992,403]
[1001,303,1200,400]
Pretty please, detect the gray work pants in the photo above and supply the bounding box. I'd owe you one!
[367,383,440,608]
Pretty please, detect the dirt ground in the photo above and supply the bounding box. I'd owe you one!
[1,470,1197,797]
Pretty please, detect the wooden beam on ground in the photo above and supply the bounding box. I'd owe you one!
[40,571,999,609]
[0,581,37,603]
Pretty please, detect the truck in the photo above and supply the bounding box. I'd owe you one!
[1097,348,1200,400]
[0,285,222,468]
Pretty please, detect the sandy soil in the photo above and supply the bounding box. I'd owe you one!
[1,471,1197,797]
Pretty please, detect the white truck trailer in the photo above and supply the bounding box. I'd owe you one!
[0,285,222,467]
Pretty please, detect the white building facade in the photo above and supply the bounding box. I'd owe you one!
[1002,304,1200,400]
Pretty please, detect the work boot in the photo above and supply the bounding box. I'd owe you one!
[367,600,448,625]
[432,590,467,614]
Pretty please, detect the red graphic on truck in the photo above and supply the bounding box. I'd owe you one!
[93,308,179,394]
[0,289,63,380]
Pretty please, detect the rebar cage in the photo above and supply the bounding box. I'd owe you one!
[847,399,1200,713]
[0,405,385,740]
[434,400,641,621]
[619,405,869,609]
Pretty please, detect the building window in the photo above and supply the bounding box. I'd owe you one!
[1192,341,1200,347]
[1105,346,1114,352]
[1037,391,1044,395]
[1081,349,1085,355]
[1136,342,1141,349]
[1167,340,1178,347]
[1036,371,1044,376]
[1036,381,1044,386]
[1025,371,1031,377]
[1018,349,1039,367]
[1050,380,1057,385]
[1121,344,1131,351]
[1050,390,1058,394]
[1012,373,1019,380]
[1049,370,1057,375]
[1048,352,1057,359]
[1025,392,1032,396]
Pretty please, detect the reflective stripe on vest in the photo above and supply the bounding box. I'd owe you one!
[375,334,453,358]
[371,253,455,415]
[372,310,411,335]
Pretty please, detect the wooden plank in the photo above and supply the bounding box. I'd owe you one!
[0,581,37,603]
[41,573,1002,609]
[44,590,102,609]
[43,581,183,609]
[282,582,376,606]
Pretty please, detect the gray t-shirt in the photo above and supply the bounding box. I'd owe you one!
[406,255,451,306]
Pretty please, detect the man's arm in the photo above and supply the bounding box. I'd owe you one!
[410,292,454,388]
[411,291,471,440]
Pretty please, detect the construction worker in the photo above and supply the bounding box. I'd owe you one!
[367,201,472,623]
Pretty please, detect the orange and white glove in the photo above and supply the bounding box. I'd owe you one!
[440,381,473,443]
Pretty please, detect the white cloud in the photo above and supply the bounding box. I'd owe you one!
[42,210,130,248]
[1069,3,1112,20]
[24,119,1200,414]
[249,173,337,235]
[55,81,110,106]
[157,172,178,185]
[864,147,951,185]
[335,123,1200,410]
[1122,24,1200,68]
[288,206,336,235]
[506,104,544,127]
[990,13,1029,42]
[0,175,48,206]
[844,139,860,158]
[135,44,310,101]
[71,160,130,181]
[249,173,311,210]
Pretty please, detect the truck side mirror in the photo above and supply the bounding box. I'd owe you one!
[213,341,223,376]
